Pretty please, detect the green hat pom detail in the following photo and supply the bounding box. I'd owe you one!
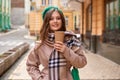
[42,6,62,20]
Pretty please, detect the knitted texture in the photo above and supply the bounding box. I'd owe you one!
[42,6,63,20]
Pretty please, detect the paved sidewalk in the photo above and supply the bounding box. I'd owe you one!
[80,50,120,79]
[0,25,27,37]
[0,28,19,37]
[1,49,120,79]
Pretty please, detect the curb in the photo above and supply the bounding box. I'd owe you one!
[0,28,19,37]
[0,42,30,76]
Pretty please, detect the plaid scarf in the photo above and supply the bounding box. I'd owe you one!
[48,32,81,80]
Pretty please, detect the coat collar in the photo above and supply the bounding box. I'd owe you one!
[43,31,76,47]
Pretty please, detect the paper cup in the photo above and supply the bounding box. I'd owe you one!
[55,31,65,42]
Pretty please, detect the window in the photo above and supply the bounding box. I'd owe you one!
[65,16,68,27]
[106,3,109,29]
[78,15,80,28]
[0,0,2,29]
[86,5,92,32]
[0,0,2,12]
[30,6,34,11]
[42,0,46,6]
[74,16,77,29]
[60,0,68,7]
[106,0,120,30]
[48,0,52,6]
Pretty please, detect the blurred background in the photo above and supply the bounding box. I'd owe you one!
[0,0,120,79]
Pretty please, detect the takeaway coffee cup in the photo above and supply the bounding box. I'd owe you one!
[55,31,65,42]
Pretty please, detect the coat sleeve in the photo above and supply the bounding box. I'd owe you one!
[26,45,41,80]
[63,46,87,68]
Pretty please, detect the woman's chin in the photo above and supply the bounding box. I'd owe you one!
[51,29,61,31]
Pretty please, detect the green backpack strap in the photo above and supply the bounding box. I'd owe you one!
[71,67,80,80]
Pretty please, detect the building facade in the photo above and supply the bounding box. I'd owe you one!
[25,0,31,28]
[11,0,25,25]
[27,0,81,35]
[0,0,11,31]
[11,0,24,8]
[104,0,120,45]
[81,0,120,64]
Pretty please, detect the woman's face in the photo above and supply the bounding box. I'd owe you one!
[49,11,62,32]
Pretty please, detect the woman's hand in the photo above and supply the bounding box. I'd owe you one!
[54,41,66,53]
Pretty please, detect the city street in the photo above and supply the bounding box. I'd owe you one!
[0,25,35,55]
[0,0,120,79]
[0,25,120,79]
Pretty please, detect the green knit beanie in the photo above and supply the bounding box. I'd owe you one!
[42,6,63,20]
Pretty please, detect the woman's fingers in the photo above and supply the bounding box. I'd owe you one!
[54,42,66,53]
[55,41,64,45]
[54,41,63,48]
[54,44,62,48]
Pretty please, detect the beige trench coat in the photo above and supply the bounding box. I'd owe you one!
[26,40,87,80]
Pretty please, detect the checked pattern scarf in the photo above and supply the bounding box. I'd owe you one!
[48,32,81,80]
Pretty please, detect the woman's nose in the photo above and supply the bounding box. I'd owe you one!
[53,19,57,22]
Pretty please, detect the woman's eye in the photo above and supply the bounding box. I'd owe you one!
[57,17,61,20]
[50,17,61,21]
[50,18,53,20]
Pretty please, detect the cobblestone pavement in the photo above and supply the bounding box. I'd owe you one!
[1,48,120,80]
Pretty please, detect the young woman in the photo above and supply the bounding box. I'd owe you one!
[26,6,87,80]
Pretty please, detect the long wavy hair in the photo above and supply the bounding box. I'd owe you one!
[40,9,66,43]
